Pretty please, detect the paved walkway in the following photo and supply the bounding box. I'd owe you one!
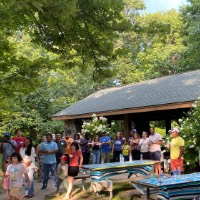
[0,174,149,200]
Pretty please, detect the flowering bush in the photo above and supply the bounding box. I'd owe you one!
[81,114,115,135]
[179,99,200,166]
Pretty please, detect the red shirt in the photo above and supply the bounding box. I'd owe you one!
[12,137,26,153]
[69,150,82,167]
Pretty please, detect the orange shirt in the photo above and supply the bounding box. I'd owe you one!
[65,138,74,154]
[69,150,82,166]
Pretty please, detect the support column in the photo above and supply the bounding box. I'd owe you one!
[124,114,132,140]
[165,119,171,135]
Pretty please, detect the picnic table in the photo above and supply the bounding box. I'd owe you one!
[135,172,200,200]
[82,160,156,182]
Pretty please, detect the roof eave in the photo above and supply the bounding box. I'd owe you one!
[52,101,194,121]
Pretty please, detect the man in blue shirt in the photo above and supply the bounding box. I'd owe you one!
[100,132,111,163]
[40,133,58,190]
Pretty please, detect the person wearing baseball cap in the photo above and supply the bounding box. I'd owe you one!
[170,127,185,172]
[56,155,68,195]
[0,132,17,172]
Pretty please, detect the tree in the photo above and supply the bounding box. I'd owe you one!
[114,10,186,84]
[179,99,200,166]
[0,0,144,80]
[181,0,200,70]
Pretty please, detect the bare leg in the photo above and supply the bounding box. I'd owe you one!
[7,189,10,199]
[65,176,74,199]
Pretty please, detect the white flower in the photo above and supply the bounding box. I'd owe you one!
[99,117,103,120]
[111,122,115,126]
[186,162,190,165]
[178,119,182,122]
[189,145,195,148]
[183,135,186,138]
[92,114,97,118]
[93,117,98,123]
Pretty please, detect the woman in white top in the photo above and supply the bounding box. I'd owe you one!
[139,131,150,160]
[20,137,36,198]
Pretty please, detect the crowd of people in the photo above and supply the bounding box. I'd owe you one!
[0,127,184,199]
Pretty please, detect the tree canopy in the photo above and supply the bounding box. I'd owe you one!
[0,0,200,137]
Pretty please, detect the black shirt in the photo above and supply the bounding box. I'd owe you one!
[55,139,67,156]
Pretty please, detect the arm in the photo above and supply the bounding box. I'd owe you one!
[24,172,31,187]
[8,140,17,150]
[178,146,184,160]
[154,140,163,145]
[79,152,83,168]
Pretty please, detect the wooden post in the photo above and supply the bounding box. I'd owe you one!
[165,119,171,135]
[124,114,132,140]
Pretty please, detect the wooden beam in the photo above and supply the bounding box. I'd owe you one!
[52,101,193,121]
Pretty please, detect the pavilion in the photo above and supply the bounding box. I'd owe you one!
[52,70,200,138]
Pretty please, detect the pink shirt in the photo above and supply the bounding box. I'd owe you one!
[149,133,162,152]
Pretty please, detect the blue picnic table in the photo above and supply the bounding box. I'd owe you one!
[136,172,200,199]
[82,160,156,182]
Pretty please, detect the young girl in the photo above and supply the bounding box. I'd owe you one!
[4,152,30,200]
[20,137,36,198]
[56,155,68,195]
[2,156,12,200]
[65,142,83,199]
[122,140,131,161]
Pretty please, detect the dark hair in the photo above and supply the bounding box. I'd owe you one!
[6,156,11,163]
[74,133,80,140]
[24,137,33,156]
[71,141,79,150]
[56,132,61,135]
[10,152,23,162]
[46,133,52,138]
[15,129,21,134]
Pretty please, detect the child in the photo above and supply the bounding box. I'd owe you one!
[2,156,12,200]
[122,140,131,161]
[4,152,30,200]
[56,155,68,195]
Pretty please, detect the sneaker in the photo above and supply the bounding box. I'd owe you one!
[41,185,47,190]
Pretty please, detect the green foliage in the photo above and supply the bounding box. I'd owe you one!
[179,99,200,166]
[181,0,200,71]
[115,10,186,84]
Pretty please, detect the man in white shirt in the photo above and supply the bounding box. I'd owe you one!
[149,127,163,175]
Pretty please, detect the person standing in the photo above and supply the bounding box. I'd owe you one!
[40,133,58,190]
[122,140,131,161]
[149,127,163,175]
[36,136,46,182]
[112,132,123,162]
[65,142,83,199]
[92,135,101,164]
[55,132,67,165]
[12,129,26,153]
[169,127,185,172]
[130,132,141,160]
[0,132,17,172]
[80,132,91,165]
[4,152,30,200]
[100,132,111,163]
[65,132,74,156]
[139,131,150,160]
[20,137,36,198]
[56,155,68,195]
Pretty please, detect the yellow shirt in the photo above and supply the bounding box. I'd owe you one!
[122,145,131,156]
[170,136,185,159]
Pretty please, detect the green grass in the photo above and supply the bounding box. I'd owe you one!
[44,182,148,200]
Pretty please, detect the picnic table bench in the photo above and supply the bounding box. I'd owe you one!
[75,172,90,191]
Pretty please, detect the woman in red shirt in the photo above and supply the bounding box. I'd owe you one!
[65,141,83,199]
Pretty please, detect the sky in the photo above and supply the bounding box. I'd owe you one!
[144,0,188,13]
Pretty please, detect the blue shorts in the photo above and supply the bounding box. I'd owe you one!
[150,151,161,161]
